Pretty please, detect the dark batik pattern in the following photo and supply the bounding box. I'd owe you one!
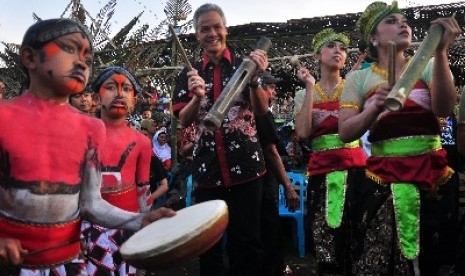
[355,197,412,275]
[307,169,363,275]
[354,180,413,275]
[172,51,265,187]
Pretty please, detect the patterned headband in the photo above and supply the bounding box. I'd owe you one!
[91,67,142,94]
[21,18,92,51]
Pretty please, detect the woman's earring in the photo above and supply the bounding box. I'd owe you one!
[372,41,379,47]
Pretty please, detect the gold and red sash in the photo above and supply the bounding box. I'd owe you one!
[308,134,366,176]
[366,135,453,191]
[0,215,81,267]
[366,135,453,260]
[309,134,365,228]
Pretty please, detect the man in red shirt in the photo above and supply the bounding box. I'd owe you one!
[172,3,270,275]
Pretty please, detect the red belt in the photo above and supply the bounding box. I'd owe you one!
[102,185,139,212]
[0,215,81,267]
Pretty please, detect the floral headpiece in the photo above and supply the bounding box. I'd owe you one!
[312,28,350,53]
[356,1,402,45]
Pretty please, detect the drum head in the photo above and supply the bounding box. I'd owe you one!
[120,199,228,271]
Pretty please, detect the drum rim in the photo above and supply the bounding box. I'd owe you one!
[120,200,228,259]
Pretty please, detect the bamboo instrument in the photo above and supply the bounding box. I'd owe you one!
[168,24,193,71]
[384,24,443,111]
[203,36,272,130]
[387,41,396,87]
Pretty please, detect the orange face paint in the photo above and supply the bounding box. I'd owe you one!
[99,74,133,118]
[112,74,128,95]
[42,42,85,94]
[99,74,130,97]
[42,43,61,59]
[67,80,82,94]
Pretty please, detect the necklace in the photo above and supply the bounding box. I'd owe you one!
[371,58,411,80]
[315,79,345,101]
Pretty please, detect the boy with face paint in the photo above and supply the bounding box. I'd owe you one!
[69,89,93,115]
[0,19,175,274]
[81,67,157,275]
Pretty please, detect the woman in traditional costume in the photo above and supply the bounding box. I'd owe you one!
[338,1,460,274]
[294,28,366,275]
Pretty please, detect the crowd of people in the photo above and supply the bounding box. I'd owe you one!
[0,1,465,276]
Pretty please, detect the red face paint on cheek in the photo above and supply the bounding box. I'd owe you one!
[99,84,126,118]
[42,43,84,94]
[99,87,107,98]
[42,43,61,60]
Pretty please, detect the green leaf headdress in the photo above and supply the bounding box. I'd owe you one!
[312,28,350,54]
[356,1,402,45]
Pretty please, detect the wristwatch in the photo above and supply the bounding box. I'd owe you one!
[249,72,264,89]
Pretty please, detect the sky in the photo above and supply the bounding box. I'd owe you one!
[0,0,460,45]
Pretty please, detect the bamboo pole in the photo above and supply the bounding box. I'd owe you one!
[168,24,193,71]
[387,41,396,87]
[384,24,443,111]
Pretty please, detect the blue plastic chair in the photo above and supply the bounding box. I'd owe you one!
[185,174,193,207]
[278,171,308,257]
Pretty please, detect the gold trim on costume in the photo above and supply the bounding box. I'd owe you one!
[435,166,455,189]
[339,102,360,110]
[366,166,455,190]
[101,184,136,196]
[314,80,345,104]
[371,58,412,81]
[365,170,389,186]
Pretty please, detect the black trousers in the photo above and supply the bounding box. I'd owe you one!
[196,178,264,276]
[260,171,283,276]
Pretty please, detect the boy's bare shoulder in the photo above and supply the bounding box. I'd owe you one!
[0,96,26,120]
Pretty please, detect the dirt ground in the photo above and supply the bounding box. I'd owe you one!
[139,218,318,276]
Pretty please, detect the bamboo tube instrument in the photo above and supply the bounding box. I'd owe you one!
[387,41,396,87]
[203,36,272,130]
[384,24,444,111]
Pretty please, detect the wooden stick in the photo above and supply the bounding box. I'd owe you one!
[168,25,193,71]
[387,41,396,87]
